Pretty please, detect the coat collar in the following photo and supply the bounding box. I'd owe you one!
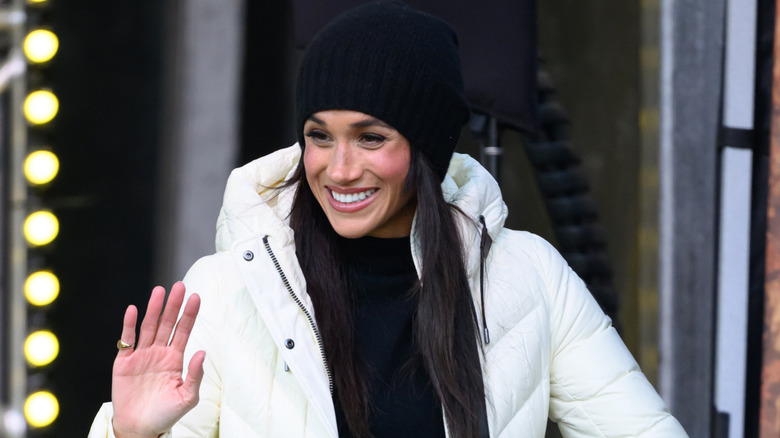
[215,145,301,252]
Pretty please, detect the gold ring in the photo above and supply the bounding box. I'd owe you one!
[117,339,133,350]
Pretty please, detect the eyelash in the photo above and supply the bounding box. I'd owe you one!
[303,130,387,147]
[304,130,330,142]
[360,133,386,145]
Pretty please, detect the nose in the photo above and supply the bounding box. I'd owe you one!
[328,141,362,183]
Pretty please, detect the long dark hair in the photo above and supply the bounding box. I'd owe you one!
[287,147,485,438]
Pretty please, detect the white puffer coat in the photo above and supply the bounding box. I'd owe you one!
[90,145,687,437]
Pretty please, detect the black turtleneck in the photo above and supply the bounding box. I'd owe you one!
[334,235,445,438]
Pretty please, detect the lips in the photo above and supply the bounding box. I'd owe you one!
[327,187,378,212]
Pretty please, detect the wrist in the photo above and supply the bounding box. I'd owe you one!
[112,419,163,438]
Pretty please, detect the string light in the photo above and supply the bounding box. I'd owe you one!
[23,90,58,125]
[23,211,59,246]
[24,331,59,367]
[24,150,59,185]
[23,391,58,428]
[23,29,58,64]
[22,2,61,434]
[24,271,59,306]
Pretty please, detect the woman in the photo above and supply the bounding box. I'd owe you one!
[90,2,687,437]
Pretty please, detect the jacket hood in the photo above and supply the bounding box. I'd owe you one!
[215,144,508,253]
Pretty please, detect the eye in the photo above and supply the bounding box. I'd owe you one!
[304,129,331,146]
[359,133,386,147]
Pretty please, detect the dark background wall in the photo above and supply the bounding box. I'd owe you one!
[36,2,164,436]
[537,2,643,360]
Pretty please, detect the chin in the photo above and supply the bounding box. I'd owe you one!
[330,225,370,239]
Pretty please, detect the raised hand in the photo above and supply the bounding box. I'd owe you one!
[111,282,205,438]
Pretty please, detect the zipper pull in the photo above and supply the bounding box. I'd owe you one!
[479,215,492,257]
[478,215,492,345]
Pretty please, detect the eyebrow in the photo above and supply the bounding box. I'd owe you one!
[307,114,393,130]
[351,118,393,129]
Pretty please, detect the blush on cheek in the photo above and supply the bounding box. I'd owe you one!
[302,149,318,185]
[302,147,313,170]
[377,155,410,183]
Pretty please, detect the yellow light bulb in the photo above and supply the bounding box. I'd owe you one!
[25,271,59,306]
[24,90,59,125]
[23,211,59,246]
[24,391,58,428]
[24,331,59,367]
[24,150,59,185]
[24,29,58,63]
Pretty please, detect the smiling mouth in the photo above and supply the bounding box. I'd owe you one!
[330,188,377,204]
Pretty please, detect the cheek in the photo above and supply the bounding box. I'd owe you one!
[376,154,410,187]
[303,148,321,184]
[302,147,313,171]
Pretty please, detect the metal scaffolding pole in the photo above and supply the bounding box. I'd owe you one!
[658,0,725,436]
[2,1,27,436]
[154,0,245,283]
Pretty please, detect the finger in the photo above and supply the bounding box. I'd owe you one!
[136,286,166,349]
[182,350,206,408]
[169,293,201,353]
[117,305,138,357]
[153,282,186,346]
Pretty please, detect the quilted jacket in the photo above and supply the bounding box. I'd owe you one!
[89,145,687,437]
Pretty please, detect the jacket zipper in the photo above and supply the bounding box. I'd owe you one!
[261,235,334,395]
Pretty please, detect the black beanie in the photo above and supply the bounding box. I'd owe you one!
[295,1,470,178]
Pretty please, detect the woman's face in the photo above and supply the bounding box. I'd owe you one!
[303,110,415,239]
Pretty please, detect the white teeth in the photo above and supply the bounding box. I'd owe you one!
[332,188,376,204]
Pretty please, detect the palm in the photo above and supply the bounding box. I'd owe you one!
[111,283,205,438]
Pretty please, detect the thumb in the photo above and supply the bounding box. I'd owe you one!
[182,351,206,405]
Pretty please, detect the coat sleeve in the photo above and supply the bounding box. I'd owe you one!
[87,256,225,438]
[530,235,688,437]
